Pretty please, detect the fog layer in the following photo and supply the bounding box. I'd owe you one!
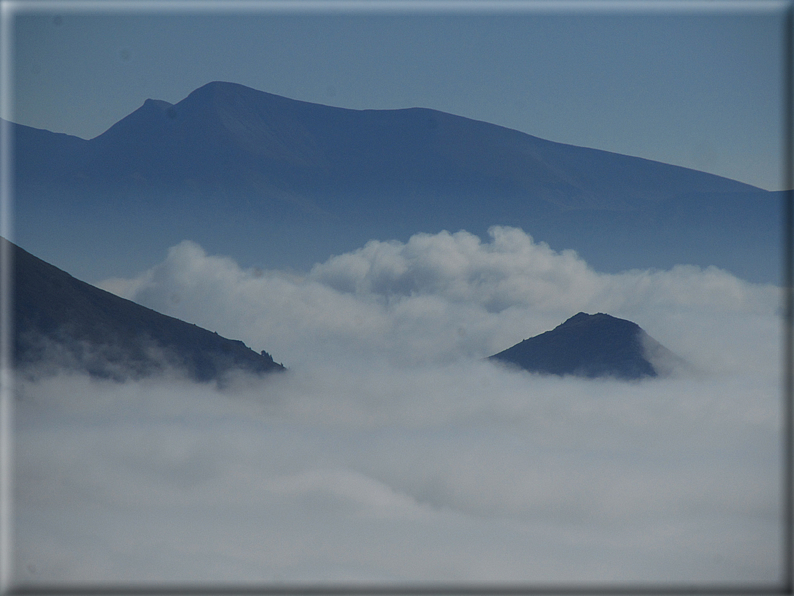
[13,226,784,584]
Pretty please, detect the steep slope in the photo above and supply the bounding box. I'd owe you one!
[9,239,285,382]
[11,81,779,283]
[489,312,681,380]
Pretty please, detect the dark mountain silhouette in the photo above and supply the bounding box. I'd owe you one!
[8,238,285,383]
[11,81,780,283]
[489,312,682,380]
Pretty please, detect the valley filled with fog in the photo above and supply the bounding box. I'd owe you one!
[13,226,784,584]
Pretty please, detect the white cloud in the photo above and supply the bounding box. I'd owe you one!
[13,359,782,584]
[13,227,784,584]
[98,227,780,372]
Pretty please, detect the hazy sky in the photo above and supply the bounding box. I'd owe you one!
[7,0,790,190]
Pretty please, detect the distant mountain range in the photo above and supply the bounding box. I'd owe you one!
[9,239,284,383]
[489,312,682,380]
[11,81,781,283]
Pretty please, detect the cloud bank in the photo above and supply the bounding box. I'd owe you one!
[13,227,784,585]
[99,226,779,373]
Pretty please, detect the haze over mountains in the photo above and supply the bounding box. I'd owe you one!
[10,238,284,382]
[8,82,783,582]
[11,81,780,283]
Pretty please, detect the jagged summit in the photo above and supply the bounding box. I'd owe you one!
[489,312,681,380]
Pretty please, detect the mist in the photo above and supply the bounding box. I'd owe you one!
[12,226,784,584]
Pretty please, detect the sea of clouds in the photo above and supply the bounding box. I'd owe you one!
[12,226,785,585]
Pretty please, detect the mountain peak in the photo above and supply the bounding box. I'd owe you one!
[14,81,777,282]
[560,311,641,331]
[563,311,614,324]
[142,98,173,110]
[489,312,679,380]
[183,80,302,110]
[192,80,253,93]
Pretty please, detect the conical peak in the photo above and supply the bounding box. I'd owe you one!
[489,311,672,380]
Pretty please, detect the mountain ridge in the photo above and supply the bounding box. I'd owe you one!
[10,81,779,283]
[9,238,285,383]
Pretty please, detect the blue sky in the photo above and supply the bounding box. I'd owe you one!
[7,0,790,191]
